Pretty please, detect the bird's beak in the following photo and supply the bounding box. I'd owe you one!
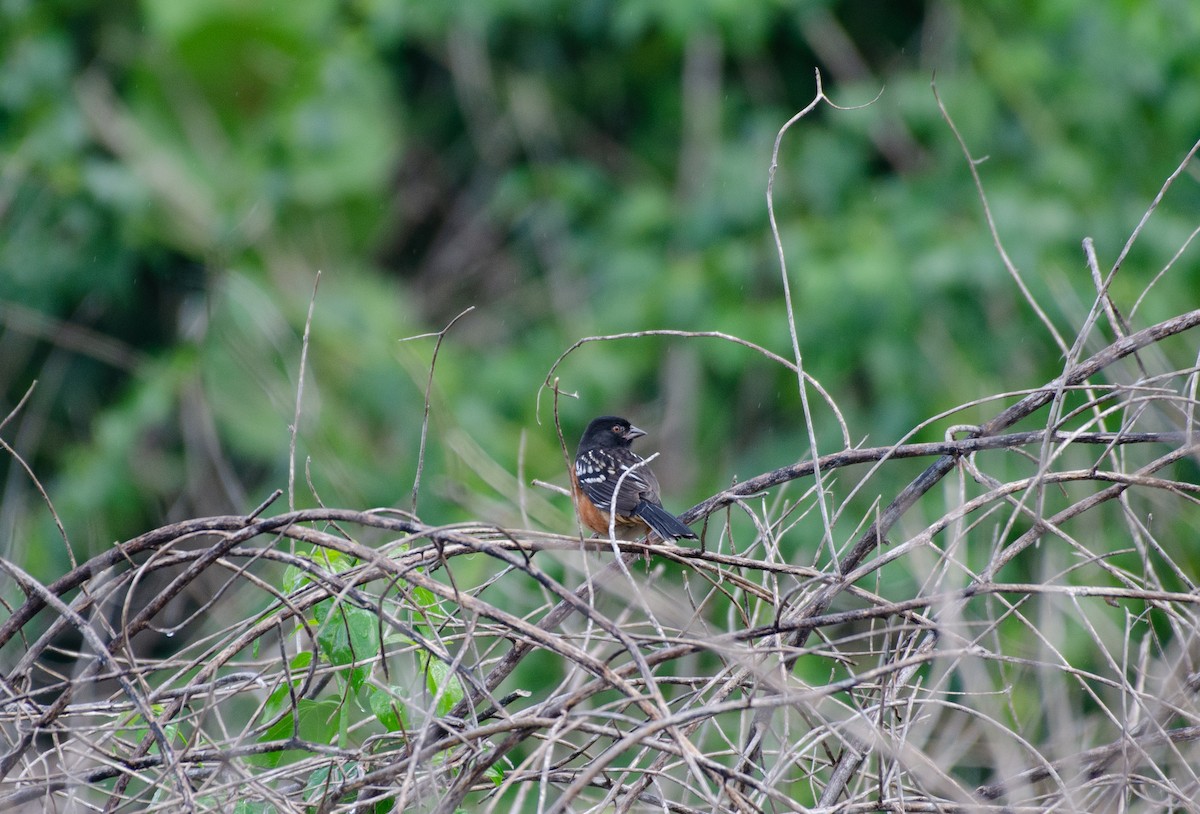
[625,425,646,440]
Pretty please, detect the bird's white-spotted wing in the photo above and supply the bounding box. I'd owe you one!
[575,448,661,515]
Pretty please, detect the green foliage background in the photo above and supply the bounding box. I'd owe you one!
[3,0,1199,574]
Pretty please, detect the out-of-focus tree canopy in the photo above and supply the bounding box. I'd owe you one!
[2,0,1198,574]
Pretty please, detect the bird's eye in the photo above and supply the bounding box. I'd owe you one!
[612,424,623,434]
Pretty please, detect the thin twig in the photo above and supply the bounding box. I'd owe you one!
[404,305,475,513]
[289,271,321,512]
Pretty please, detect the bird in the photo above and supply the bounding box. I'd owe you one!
[571,415,698,543]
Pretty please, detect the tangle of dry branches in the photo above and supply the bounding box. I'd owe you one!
[3,92,1200,814]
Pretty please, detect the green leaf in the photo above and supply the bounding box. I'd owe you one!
[366,685,406,732]
[423,655,465,718]
[315,601,380,693]
[253,697,341,769]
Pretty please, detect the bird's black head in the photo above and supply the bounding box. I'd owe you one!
[578,415,646,452]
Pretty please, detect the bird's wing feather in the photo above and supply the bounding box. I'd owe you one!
[575,448,657,516]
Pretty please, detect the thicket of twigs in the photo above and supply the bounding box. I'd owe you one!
[3,95,1200,813]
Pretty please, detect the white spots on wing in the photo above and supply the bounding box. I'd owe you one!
[576,453,615,486]
[576,449,651,493]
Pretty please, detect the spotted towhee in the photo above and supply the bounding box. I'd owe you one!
[571,416,698,542]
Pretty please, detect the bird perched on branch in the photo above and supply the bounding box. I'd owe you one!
[571,415,698,543]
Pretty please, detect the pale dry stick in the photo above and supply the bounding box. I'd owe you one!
[1027,605,1195,797]
[817,738,867,808]
[536,714,572,814]
[982,441,1200,581]
[516,428,530,529]
[1078,239,1164,486]
[420,684,734,811]
[1,502,278,689]
[538,329,851,449]
[1059,137,1200,496]
[103,527,342,812]
[1189,349,1200,442]
[847,309,1200,570]
[35,533,1200,811]
[856,462,1200,594]
[977,724,1200,802]
[473,573,772,812]
[902,696,1077,810]
[1129,625,1152,736]
[0,382,77,570]
[6,546,211,690]
[32,552,1200,806]
[289,270,320,513]
[3,517,392,808]
[224,541,462,698]
[1123,483,1199,593]
[1068,596,1174,784]
[923,625,1085,811]
[2,528,258,739]
[0,436,74,570]
[1084,237,1129,343]
[0,560,195,808]
[401,305,475,514]
[932,79,1069,355]
[958,389,1187,564]
[402,607,539,804]
[843,379,1171,571]
[408,705,780,812]
[885,626,941,799]
[556,580,1199,695]
[149,564,317,704]
[736,309,1200,780]
[1139,642,1200,791]
[293,538,697,812]
[619,508,839,804]
[547,647,978,814]
[616,593,921,810]
[1053,382,1188,476]
[419,664,532,811]
[654,430,1191,621]
[925,582,1197,807]
[1109,137,1200,284]
[997,190,1116,562]
[1109,471,1166,596]
[0,379,36,435]
[1119,505,1182,599]
[823,386,1069,543]
[601,451,674,645]
[1079,238,1149,460]
[1130,220,1200,319]
[800,691,981,810]
[3,515,387,678]
[680,427,1189,555]
[451,638,720,811]
[766,68,846,570]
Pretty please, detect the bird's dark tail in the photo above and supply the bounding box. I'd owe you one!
[634,502,698,541]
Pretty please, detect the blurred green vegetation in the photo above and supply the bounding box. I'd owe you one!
[2,0,1199,575]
